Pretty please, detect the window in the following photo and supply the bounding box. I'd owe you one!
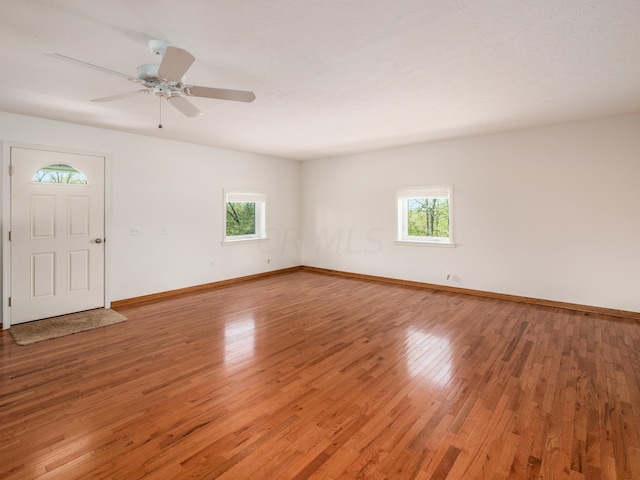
[397,185,453,245]
[32,164,88,184]
[224,191,267,243]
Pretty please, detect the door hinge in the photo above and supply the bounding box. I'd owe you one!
[8,165,14,176]
[8,297,11,307]
[8,231,11,241]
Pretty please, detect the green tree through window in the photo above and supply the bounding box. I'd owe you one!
[407,198,450,237]
[226,202,256,236]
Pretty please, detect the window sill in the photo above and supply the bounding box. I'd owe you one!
[222,237,269,245]
[395,240,456,247]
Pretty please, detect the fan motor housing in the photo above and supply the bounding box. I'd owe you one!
[137,64,160,82]
[137,64,186,86]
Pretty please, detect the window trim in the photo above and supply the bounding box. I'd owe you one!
[396,185,455,246]
[222,189,268,244]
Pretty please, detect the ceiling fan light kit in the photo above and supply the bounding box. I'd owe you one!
[44,39,256,124]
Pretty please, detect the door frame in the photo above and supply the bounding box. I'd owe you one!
[1,141,112,330]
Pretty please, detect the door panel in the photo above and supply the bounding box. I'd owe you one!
[31,195,56,238]
[68,196,90,236]
[32,253,55,297]
[11,147,105,325]
[68,250,90,292]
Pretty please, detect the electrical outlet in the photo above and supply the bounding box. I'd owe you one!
[130,226,140,236]
[267,258,271,264]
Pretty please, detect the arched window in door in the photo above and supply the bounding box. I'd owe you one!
[31,164,88,185]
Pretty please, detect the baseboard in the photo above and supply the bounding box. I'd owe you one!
[111,264,639,321]
[301,266,640,321]
[111,266,302,308]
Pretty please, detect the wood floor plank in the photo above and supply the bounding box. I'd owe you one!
[1,270,639,479]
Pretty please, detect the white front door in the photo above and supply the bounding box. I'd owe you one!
[10,147,105,325]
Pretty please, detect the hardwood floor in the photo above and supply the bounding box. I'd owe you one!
[1,270,639,479]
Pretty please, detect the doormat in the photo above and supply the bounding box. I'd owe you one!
[10,308,127,346]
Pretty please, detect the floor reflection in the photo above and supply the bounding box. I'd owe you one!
[224,316,256,370]
[404,326,453,384]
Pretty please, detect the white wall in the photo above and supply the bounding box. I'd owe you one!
[0,112,301,316]
[2,111,638,323]
[301,114,640,313]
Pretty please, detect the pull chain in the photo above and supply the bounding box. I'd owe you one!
[158,97,163,129]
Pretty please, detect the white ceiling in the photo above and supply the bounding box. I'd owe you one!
[1,1,639,160]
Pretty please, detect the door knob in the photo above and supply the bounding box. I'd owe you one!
[95,238,103,244]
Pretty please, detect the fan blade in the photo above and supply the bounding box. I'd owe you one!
[157,46,195,83]
[167,95,202,117]
[43,52,143,84]
[91,89,148,102]
[185,86,256,103]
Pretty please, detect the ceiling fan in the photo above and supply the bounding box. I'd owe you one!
[44,40,256,119]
